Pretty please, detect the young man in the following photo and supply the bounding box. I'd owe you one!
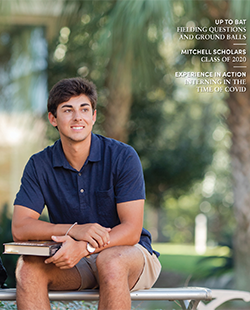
[12,77,161,310]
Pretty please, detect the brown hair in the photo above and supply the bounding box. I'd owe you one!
[47,77,98,117]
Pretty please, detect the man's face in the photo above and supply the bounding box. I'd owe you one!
[48,94,96,144]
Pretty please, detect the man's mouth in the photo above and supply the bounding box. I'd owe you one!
[71,126,84,130]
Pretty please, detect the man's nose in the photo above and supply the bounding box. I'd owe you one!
[73,110,83,121]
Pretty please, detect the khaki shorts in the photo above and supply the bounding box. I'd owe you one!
[75,244,161,291]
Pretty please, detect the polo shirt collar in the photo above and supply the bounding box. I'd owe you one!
[88,133,101,162]
[52,133,101,169]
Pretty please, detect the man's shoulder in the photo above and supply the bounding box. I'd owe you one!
[29,140,60,163]
[94,134,135,154]
[93,134,141,171]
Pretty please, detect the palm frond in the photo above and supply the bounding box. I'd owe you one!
[98,0,172,85]
[229,0,250,47]
[229,0,250,19]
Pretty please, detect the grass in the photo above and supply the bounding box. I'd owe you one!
[0,301,153,310]
[0,301,99,310]
[153,243,231,271]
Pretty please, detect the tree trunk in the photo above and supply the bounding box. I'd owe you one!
[227,60,250,290]
[205,0,250,289]
[102,56,133,143]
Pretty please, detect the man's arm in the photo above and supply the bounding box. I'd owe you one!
[12,205,63,241]
[12,199,144,269]
[46,199,144,269]
[106,199,144,246]
[69,199,144,250]
[12,205,110,246]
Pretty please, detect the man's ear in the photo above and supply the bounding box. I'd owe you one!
[48,112,57,127]
[92,109,97,125]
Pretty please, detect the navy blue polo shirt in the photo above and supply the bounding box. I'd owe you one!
[15,133,158,257]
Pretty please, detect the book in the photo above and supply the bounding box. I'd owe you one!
[3,241,62,257]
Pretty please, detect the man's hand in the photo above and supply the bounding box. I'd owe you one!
[69,223,111,249]
[44,235,87,269]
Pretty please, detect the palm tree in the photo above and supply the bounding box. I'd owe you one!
[99,1,172,142]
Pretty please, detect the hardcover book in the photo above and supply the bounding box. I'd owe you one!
[3,241,62,257]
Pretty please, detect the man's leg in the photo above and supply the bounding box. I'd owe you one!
[15,255,81,310]
[96,246,144,310]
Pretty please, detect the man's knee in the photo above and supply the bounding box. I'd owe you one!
[97,247,125,270]
[96,247,136,282]
[16,256,47,285]
[97,247,122,269]
[96,246,145,294]
[96,248,124,289]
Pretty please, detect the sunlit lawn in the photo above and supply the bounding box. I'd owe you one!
[153,243,231,275]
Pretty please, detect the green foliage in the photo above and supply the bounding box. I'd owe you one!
[0,299,156,309]
[51,301,98,310]
[229,0,250,17]
[0,204,17,288]
[154,243,233,280]
[162,194,200,243]
[129,92,215,206]
[102,0,172,85]
[0,301,17,309]
[195,254,233,279]
[194,238,233,280]
[0,301,98,310]
[47,0,171,100]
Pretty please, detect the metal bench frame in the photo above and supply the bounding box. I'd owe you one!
[0,287,212,310]
[198,289,250,309]
[1,287,250,309]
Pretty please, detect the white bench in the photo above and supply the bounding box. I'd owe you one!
[198,289,250,309]
[0,287,211,310]
[2,287,250,309]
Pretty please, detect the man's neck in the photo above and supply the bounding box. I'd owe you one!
[61,135,92,171]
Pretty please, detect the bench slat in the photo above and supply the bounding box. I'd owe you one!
[0,287,212,301]
[3,287,250,310]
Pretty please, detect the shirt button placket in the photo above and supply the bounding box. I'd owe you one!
[77,172,85,203]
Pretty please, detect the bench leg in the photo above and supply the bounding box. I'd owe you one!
[178,299,200,310]
[198,289,250,310]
